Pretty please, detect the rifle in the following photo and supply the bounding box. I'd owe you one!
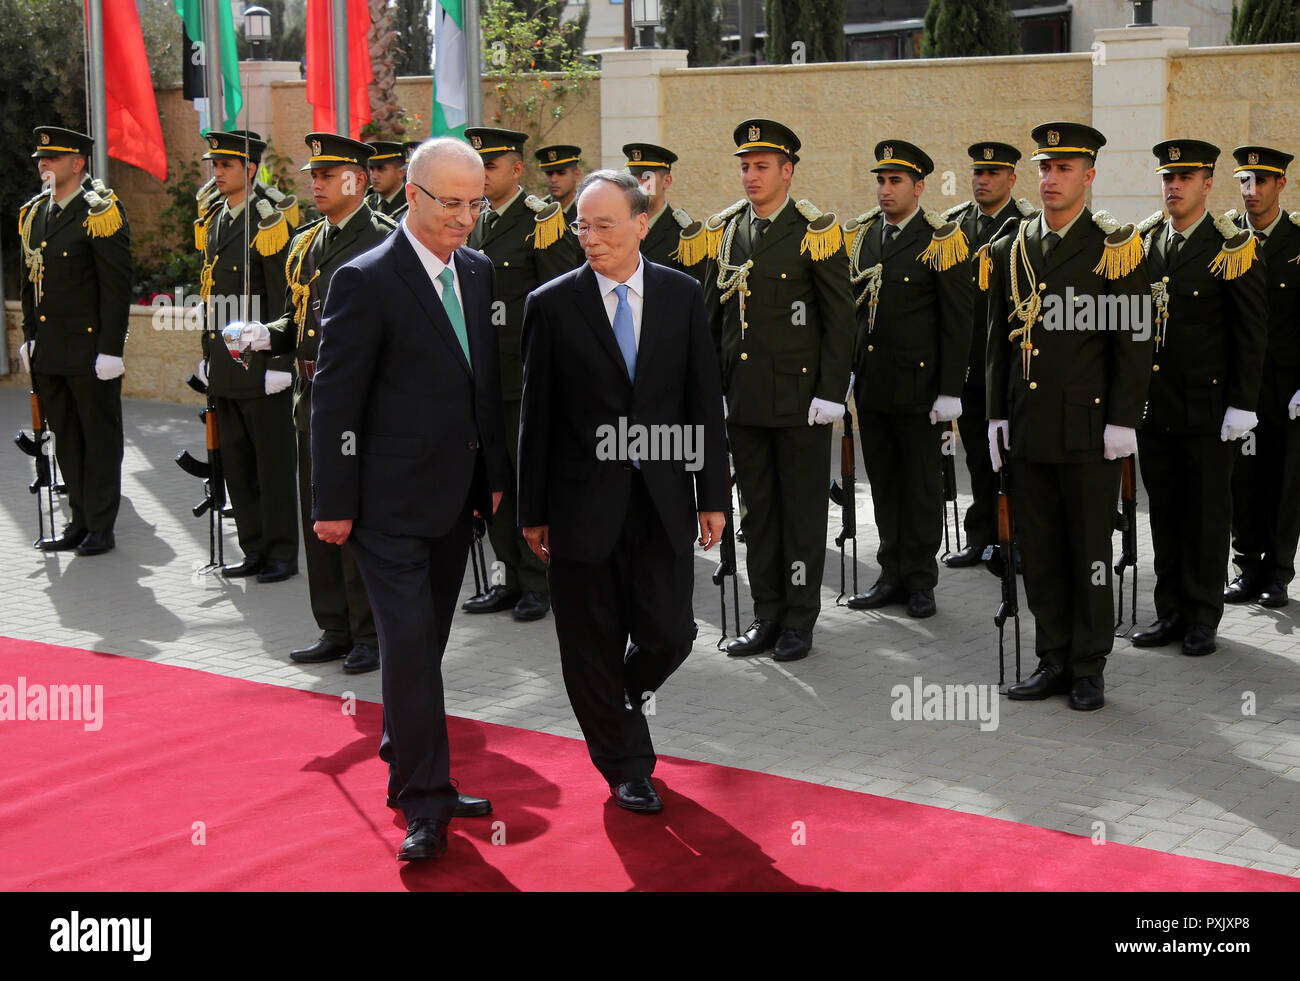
[13,377,64,548]
[174,371,227,571]
[827,407,858,604]
[467,514,490,600]
[981,429,1021,688]
[1113,454,1138,637]
[712,442,741,649]
[941,421,962,558]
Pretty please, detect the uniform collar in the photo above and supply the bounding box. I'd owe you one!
[1251,206,1286,238]
[330,198,366,231]
[1039,205,1086,242]
[1169,207,1210,241]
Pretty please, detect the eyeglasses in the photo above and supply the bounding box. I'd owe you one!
[570,216,636,238]
[411,182,491,217]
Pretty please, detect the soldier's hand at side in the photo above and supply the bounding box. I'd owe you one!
[697,511,726,550]
[18,341,34,374]
[1103,424,1138,460]
[988,419,1010,472]
[1220,407,1258,442]
[929,394,962,425]
[808,397,845,426]
[1289,391,1300,421]
[94,354,125,381]
[195,358,209,387]
[523,525,550,564]
[314,519,352,545]
[264,369,292,396]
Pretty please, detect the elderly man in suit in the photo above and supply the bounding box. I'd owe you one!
[518,170,729,813]
[310,138,510,861]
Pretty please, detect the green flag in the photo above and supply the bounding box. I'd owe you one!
[175,0,243,132]
[433,0,467,139]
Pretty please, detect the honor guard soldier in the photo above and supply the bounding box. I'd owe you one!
[365,140,409,218]
[535,143,582,222]
[843,140,974,618]
[704,118,855,662]
[193,129,299,582]
[463,127,581,621]
[941,141,1038,569]
[228,133,397,672]
[1129,140,1268,656]
[17,126,130,555]
[1227,145,1300,609]
[986,122,1154,710]
[623,142,699,278]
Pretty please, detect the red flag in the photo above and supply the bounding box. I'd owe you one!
[85,0,168,182]
[306,0,373,139]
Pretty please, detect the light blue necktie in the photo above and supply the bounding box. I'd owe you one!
[612,283,637,381]
[437,266,471,368]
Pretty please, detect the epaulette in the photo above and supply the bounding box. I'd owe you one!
[978,217,1028,291]
[257,181,300,227]
[1137,210,1166,256]
[795,199,844,261]
[372,210,398,232]
[1015,197,1038,216]
[671,206,692,230]
[1290,211,1300,227]
[196,176,219,216]
[81,179,124,238]
[524,193,568,250]
[289,215,327,246]
[669,207,705,267]
[942,200,972,221]
[252,196,291,257]
[1209,212,1258,280]
[843,206,881,253]
[1091,210,1143,280]
[918,208,970,272]
[680,198,747,266]
[194,198,223,251]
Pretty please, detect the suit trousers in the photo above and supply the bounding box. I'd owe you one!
[1014,458,1119,679]
[1230,415,1300,586]
[547,470,696,786]
[858,408,944,592]
[214,390,299,563]
[486,398,549,595]
[1139,430,1234,629]
[297,428,376,646]
[35,372,122,533]
[350,506,473,823]
[957,383,997,547]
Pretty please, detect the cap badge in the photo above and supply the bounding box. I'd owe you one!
[311,139,322,155]
[1047,130,1060,147]
[881,144,894,159]
[1168,146,1181,162]
[748,125,761,143]
[631,148,642,161]
[40,132,50,146]
[1248,151,1260,165]
[983,147,994,160]
[208,135,219,149]
[470,134,482,149]
[547,150,556,161]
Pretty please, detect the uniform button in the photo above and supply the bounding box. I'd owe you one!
[1036,315,1043,322]
[1032,348,1040,356]
[903,276,910,283]
[867,345,874,352]
[232,265,238,271]
[1153,364,1160,372]
[39,315,46,322]
[1282,283,1287,288]
[307,329,315,337]
[210,332,216,338]
[1094,397,1101,404]
[62,251,68,257]
[1162,276,1169,283]
[1193,290,1199,297]
[1212,378,1218,384]
[1029,382,1038,390]
[41,240,47,247]
[971,276,976,282]
[801,366,807,374]
[503,261,510,268]
[919,361,925,367]
[740,352,748,360]
[1038,282,1046,290]
[86,327,93,333]
[780,273,787,279]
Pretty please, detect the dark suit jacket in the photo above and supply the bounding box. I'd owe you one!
[518,260,729,564]
[1142,214,1268,436]
[310,229,510,537]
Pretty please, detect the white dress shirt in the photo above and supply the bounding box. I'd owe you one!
[401,219,465,312]
[592,253,645,348]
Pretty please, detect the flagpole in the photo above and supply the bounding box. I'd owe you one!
[86,0,109,176]
[332,0,350,136]
[463,0,482,128]
[202,0,225,131]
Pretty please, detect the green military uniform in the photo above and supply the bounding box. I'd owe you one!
[535,143,585,269]
[622,143,699,278]
[1228,145,1300,605]
[845,141,974,610]
[262,134,396,656]
[465,128,583,612]
[365,140,409,219]
[195,129,298,574]
[986,123,1153,705]
[18,127,131,552]
[944,143,1038,560]
[704,119,855,656]
[1136,140,1268,644]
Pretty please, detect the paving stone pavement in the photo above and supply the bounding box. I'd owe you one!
[2,384,1298,878]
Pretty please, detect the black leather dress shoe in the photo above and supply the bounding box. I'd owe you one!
[1224,575,1263,604]
[907,589,937,618]
[397,818,448,861]
[462,584,520,614]
[725,618,780,656]
[39,525,86,552]
[1181,624,1217,656]
[512,590,550,621]
[256,559,297,583]
[1068,676,1105,711]
[1258,581,1289,608]
[1006,663,1069,700]
[73,530,115,556]
[453,791,492,817]
[342,643,380,673]
[1131,614,1186,647]
[772,628,812,662]
[289,638,351,663]
[944,544,986,569]
[846,581,906,610]
[611,777,663,813]
[221,553,264,577]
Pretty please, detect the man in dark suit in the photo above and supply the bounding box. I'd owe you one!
[518,170,728,813]
[310,138,508,862]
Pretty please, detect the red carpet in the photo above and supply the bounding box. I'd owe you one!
[0,637,1295,891]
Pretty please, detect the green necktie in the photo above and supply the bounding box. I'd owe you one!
[437,266,471,368]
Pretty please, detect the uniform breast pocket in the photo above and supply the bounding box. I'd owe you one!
[1183,376,1220,429]
[893,352,935,409]
[1062,386,1104,453]
[773,363,810,417]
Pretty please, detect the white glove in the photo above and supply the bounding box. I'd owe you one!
[221,320,271,353]
[94,354,125,381]
[18,340,33,374]
[1221,406,1258,441]
[196,358,209,387]
[265,369,292,395]
[989,419,1010,472]
[1103,424,1137,460]
[808,397,845,426]
[929,394,963,425]
[1289,390,1300,421]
